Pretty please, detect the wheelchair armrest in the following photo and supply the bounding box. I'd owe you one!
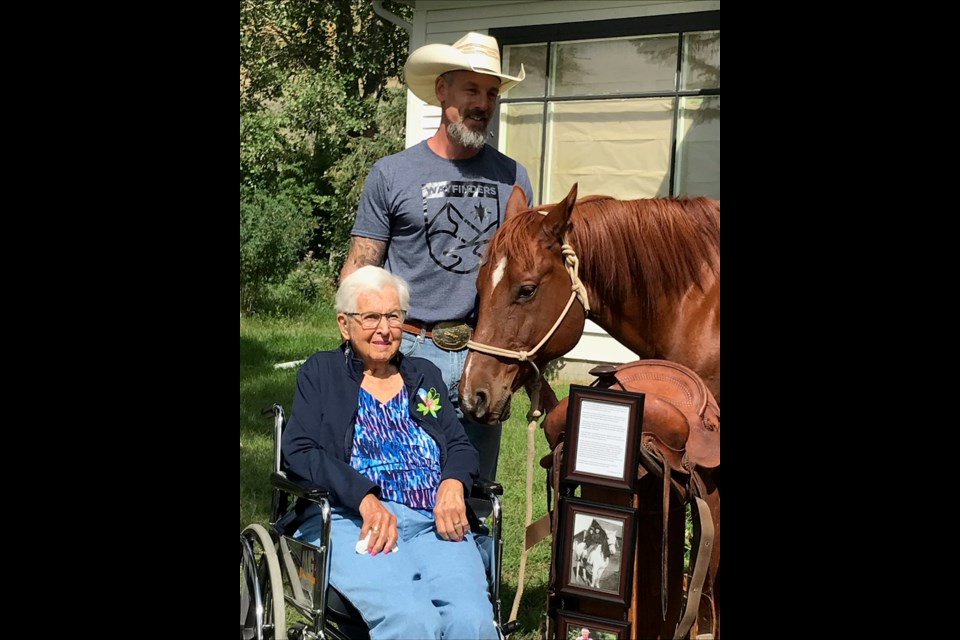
[472,478,503,498]
[270,471,330,503]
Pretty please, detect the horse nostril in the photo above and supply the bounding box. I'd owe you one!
[474,390,488,418]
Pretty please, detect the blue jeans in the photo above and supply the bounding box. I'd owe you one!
[294,501,498,640]
[401,330,502,482]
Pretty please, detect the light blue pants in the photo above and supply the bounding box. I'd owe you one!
[401,330,503,482]
[294,501,498,640]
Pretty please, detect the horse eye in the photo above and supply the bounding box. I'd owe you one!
[518,284,537,299]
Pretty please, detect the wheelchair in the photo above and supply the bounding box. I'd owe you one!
[240,403,517,640]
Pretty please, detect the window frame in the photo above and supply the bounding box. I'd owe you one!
[490,10,720,201]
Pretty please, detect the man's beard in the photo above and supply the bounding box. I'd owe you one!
[447,119,488,150]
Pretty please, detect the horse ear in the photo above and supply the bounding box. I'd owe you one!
[564,182,579,209]
[505,184,528,219]
[542,182,578,240]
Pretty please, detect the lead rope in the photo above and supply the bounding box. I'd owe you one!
[467,241,589,628]
[509,377,542,624]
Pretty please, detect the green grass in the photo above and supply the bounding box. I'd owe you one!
[240,313,567,639]
[240,311,341,528]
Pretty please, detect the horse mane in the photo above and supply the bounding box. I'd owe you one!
[491,195,719,317]
[572,196,720,313]
[486,195,720,315]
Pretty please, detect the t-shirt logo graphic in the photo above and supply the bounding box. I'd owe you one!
[422,180,501,274]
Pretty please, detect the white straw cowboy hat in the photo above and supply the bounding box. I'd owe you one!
[404,32,525,107]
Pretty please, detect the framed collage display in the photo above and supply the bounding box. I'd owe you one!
[561,385,644,492]
[557,498,636,606]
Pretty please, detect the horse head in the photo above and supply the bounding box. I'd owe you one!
[460,183,588,423]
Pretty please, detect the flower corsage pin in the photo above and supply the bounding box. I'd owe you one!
[416,387,442,418]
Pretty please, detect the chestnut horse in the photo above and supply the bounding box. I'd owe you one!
[459,182,720,636]
[459,182,719,422]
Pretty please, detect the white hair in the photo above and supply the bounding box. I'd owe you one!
[335,266,410,313]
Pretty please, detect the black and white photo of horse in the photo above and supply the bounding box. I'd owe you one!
[569,514,622,592]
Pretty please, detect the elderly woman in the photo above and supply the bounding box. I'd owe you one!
[282,265,497,639]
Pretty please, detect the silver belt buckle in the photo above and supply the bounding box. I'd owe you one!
[431,321,472,351]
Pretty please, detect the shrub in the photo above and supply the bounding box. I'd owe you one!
[240,187,317,313]
[258,252,339,317]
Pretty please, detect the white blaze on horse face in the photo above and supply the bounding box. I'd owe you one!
[490,256,508,293]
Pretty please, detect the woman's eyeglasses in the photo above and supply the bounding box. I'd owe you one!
[346,310,406,330]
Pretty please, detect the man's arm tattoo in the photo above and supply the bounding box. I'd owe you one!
[340,237,387,281]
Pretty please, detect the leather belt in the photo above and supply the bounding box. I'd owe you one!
[402,320,438,338]
[402,319,473,350]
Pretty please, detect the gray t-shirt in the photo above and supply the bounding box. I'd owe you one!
[351,140,534,324]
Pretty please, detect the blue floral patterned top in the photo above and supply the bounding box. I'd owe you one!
[350,386,442,509]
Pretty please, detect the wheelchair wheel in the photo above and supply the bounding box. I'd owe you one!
[240,524,287,640]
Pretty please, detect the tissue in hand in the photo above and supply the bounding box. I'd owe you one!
[355,531,399,554]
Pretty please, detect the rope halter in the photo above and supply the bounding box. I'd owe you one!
[466,239,591,385]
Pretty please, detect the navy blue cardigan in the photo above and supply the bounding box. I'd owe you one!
[281,343,480,512]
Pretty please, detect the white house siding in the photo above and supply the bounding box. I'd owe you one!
[403,0,719,372]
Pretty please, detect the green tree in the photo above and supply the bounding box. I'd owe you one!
[240,0,411,312]
[321,86,407,269]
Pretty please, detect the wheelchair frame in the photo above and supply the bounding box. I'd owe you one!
[240,404,510,640]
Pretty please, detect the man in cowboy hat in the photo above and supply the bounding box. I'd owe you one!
[341,32,533,484]
[403,32,526,154]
